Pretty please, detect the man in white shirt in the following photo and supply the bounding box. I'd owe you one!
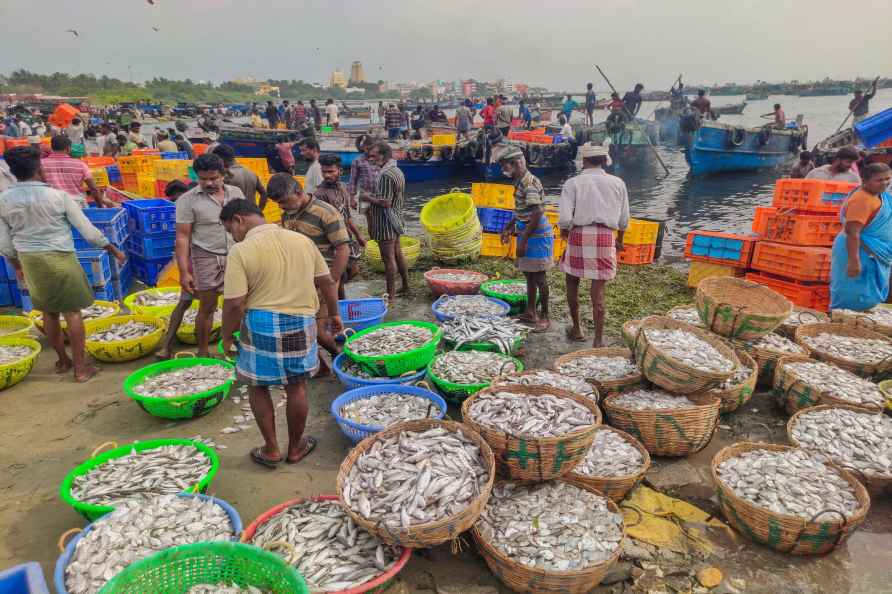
[558,142,630,347]
[325,99,340,130]
[299,138,324,194]
[805,145,862,184]
[65,118,85,145]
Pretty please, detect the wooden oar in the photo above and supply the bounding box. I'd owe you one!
[595,65,670,175]
[835,76,880,134]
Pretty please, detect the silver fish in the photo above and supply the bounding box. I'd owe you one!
[610,388,697,411]
[134,290,180,306]
[133,364,233,399]
[430,351,519,385]
[340,392,441,429]
[186,585,264,594]
[0,344,33,364]
[834,306,892,327]
[556,355,638,383]
[801,332,892,363]
[791,407,892,479]
[441,317,529,354]
[348,325,433,357]
[783,361,885,406]
[437,295,506,318]
[574,428,645,477]
[467,390,595,437]
[644,328,734,373]
[489,281,527,296]
[33,303,117,326]
[428,272,485,283]
[714,358,754,391]
[493,370,598,403]
[88,320,157,342]
[666,305,705,328]
[182,308,223,325]
[339,357,379,379]
[748,332,807,355]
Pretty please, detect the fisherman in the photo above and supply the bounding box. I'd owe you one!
[850,80,878,124]
[314,154,366,295]
[559,115,574,139]
[429,104,449,125]
[558,143,629,346]
[806,146,862,184]
[562,94,578,124]
[292,100,308,129]
[498,146,552,332]
[669,79,687,110]
[456,99,474,140]
[41,135,110,207]
[360,142,408,301]
[410,105,426,140]
[99,123,118,156]
[480,97,496,132]
[607,92,624,113]
[519,100,532,130]
[0,146,126,382]
[310,99,322,131]
[494,97,511,138]
[761,103,786,129]
[691,90,711,117]
[622,83,645,118]
[790,150,815,178]
[220,199,340,468]
[249,110,263,128]
[156,131,178,153]
[325,98,340,130]
[175,153,246,357]
[15,116,32,138]
[584,82,597,126]
[128,122,144,146]
[265,101,279,129]
[66,117,85,145]
[118,133,136,156]
[384,104,402,140]
[211,144,267,210]
[348,136,380,227]
[275,141,298,175]
[399,103,410,139]
[299,138,324,194]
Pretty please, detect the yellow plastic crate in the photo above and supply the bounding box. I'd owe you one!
[263,200,282,223]
[117,155,156,176]
[687,261,745,288]
[471,183,515,210]
[136,175,157,198]
[554,237,567,263]
[480,232,515,258]
[153,159,191,182]
[544,206,559,226]
[235,158,270,177]
[624,218,660,245]
[90,168,109,188]
[432,134,457,146]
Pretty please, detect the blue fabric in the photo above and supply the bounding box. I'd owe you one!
[516,215,554,261]
[830,191,892,310]
[237,310,318,386]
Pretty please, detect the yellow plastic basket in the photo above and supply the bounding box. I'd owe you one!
[84,315,166,363]
[177,297,224,344]
[124,287,182,318]
[136,175,157,198]
[0,315,34,338]
[420,192,476,234]
[28,300,121,334]
[0,337,41,390]
[90,168,110,188]
[366,237,421,272]
[623,218,660,246]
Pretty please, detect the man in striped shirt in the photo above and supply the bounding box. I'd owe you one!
[41,135,110,207]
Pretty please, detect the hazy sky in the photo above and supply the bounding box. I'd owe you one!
[1,0,889,92]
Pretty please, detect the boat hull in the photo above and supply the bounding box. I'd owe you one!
[475,161,570,181]
[685,124,801,175]
[400,159,468,182]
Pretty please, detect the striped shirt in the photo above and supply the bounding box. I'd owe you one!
[347,155,380,196]
[384,108,402,130]
[41,152,91,199]
[513,170,545,222]
[367,160,406,242]
[280,197,350,264]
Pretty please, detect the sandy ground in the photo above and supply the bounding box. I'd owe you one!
[1,282,891,594]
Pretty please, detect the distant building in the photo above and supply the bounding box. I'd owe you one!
[461,80,478,97]
[346,87,366,94]
[514,83,529,96]
[329,70,348,90]
[349,61,366,84]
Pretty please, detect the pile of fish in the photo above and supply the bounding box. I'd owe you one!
[248,499,400,592]
[340,392,441,428]
[556,354,638,383]
[800,332,892,363]
[88,320,157,342]
[436,295,506,318]
[784,309,826,328]
[783,361,885,407]
[430,351,519,385]
[714,359,754,391]
[791,407,892,479]
[187,585,265,594]
[493,370,597,402]
[348,325,433,357]
[70,444,212,506]
[133,364,233,399]
[667,306,705,327]
[749,333,807,355]
[611,388,698,411]
[716,448,860,519]
[644,328,734,373]
[342,426,490,528]
[835,306,892,328]
[574,429,645,477]
[34,303,117,326]
[477,482,623,571]
[134,291,180,307]
[64,494,235,594]
[0,344,33,365]
[428,271,484,283]
[490,281,527,296]
[467,390,595,437]
[441,317,529,353]
[182,307,223,326]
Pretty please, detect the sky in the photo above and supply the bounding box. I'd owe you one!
[1,0,889,92]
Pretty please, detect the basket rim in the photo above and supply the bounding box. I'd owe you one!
[707,348,758,397]
[479,279,528,305]
[566,426,652,482]
[330,384,447,434]
[343,320,442,364]
[84,314,166,343]
[420,192,475,233]
[431,294,510,321]
[603,390,721,414]
[831,307,892,332]
[773,355,885,412]
[0,336,42,373]
[338,297,389,327]
[122,357,236,406]
[634,316,738,380]
[697,276,793,317]
[0,314,35,336]
[730,335,809,359]
[332,353,427,387]
[122,287,181,313]
[426,352,524,393]
[552,347,642,388]
[794,322,892,367]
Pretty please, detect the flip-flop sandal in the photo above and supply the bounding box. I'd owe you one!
[565,325,586,342]
[532,320,551,334]
[285,436,317,464]
[250,447,281,469]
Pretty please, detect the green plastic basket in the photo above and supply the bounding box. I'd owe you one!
[344,320,442,377]
[480,279,529,314]
[123,356,236,420]
[59,438,220,522]
[444,335,524,355]
[98,541,308,594]
[426,353,523,404]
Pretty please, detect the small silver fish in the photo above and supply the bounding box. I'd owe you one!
[467,390,595,437]
[437,295,506,318]
[89,320,157,342]
[0,344,33,364]
[610,388,697,411]
[134,364,233,399]
[134,291,180,307]
[644,328,734,373]
[574,428,645,477]
[349,325,433,357]
[430,351,519,385]
[340,392,441,428]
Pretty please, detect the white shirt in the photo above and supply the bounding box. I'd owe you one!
[558,167,630,230]
[561,123,574,138]
[17,122,32,137]
[805,164,861,185]
[304,160,323,194]
[325,103,339,124]
[66,124,84,144]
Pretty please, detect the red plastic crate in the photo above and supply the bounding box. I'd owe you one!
[751,242,832,282]
[759,211,842,247]
[684,231,758,268]
[618,243,656,265]
[772,178,856,213]
[751,206,779,234]
[745,272,829,312]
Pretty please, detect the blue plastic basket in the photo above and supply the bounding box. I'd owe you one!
[0,562,49,594]
[339,298,387,332]
[129,254,172,286]
[477,207,514,233]
[161,151,190,160]
[431,294,510,322]
[77,249,112,287]
[332,353,426,390]
[330,384,446,443]
[72,207,129,248]
[54,493,243,594]
[122,199,176,234]
[106,165,122,183]
[854,106,892,148]
[126,233,176,260]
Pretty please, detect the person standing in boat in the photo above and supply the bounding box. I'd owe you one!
[584,83,597,126]
[519,100,532,130]
[309,100,322,132]
[691,90,711,118]
[622,84,644,119]
[562,94,578,124]
[760,104,785,129]
[806,146,861,184]
[496,97,513,139]
[850,80,878,124]
[456,99,474,140]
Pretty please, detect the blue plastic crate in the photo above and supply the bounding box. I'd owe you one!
[690,235,746,262]
[161,151,190,160]
[76,249,112,287]
[106,164,122,183]
[126,232,176,260]
[1,257,16,281]
[477,207,515,233]
[73,207,129,246]
[0,561,50,594]
[122,198,176,234]
[130,254,172,286]
[0,282,13,307]
[854,106,892,148]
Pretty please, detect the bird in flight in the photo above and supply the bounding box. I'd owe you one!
[152,26,160,31]
[147,0,155,4]
[65,29,79,37]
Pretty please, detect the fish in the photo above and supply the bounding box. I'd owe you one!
[666,305,705,328]
[70,444,212,506]
[430,351,519,385]
[33,303,117,326]
[716,448,860,520]
[712,358,754,391]
[436,295,506,318]
[428,272,485,283]
[784,308,827,328]
[0,344,33,364]
[574,428,645,477]
[248,499,401,593]
[801,332,892,364]
[644,328,734,373]
[492,370,598,403]
[834,306,892,327]
[340,392,441,429]
[490,281,527,296]
[181,308,223,325]
[88,320,157,342]
[556,355,638,383]
[610,388,697,411]
[339,357,379,379]
[791,407,892,479]
[466,390,595,437]
[441,317,529,354]
[343,426,490,529]
[783,361,885,407]
[476,482,623,571]
[134,291,180,306]
[64,494,235,594]
[348,325,433,357]
[186,585,265,594]
[133,364,233,399]
[747,332,807,355]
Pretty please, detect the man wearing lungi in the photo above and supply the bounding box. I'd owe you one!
[220,199,342,468]
[498,146,553,332]
[558,143,630,347]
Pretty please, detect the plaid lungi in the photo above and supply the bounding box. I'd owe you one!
[237,309,318,386]
[559,224,617,280]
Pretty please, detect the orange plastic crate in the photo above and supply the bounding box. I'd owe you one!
[751,206,779,234]
[121,172,139,192]
[772,178,856,213]
[751,241,832,282]
[617,243,656,265]
[760,212,842,247]
[745,272,829,312]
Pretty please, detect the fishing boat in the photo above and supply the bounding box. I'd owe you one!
[745,92,769,101]
[475,137,576,180]
[712,102,747,115]
[684,121,807,175]
[583,117,660,171]
[813,108,892,167]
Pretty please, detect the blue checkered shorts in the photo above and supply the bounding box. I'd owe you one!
[237,310,318,386]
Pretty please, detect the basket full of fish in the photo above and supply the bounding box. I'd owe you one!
[332,353,427,390]
[778,307,830,338]
[666,304,707,328]
[554,347,642,396]
[794,322,892,379]
[176,300,224,345]
[711,442,870,555]
[832,305,892,337]
[0,314,35,338]
[480,279,530,315]
[492,369,599,404]
[441,316,529,355]
[55,493,242,594]
[84,315,166,363]
[29,300,120,337]
[706,348,758,413]
[564,426,652,502]
[471,480,624,594]
[632,317,738,394]
[343,321,442,378]
[603,388,721,457]
[0,337,41,391]
[59,438,220,521]
[732,332,810,385]
[123,287,181,318]
[242,496,410,594]
[336,419,495,548]
[773,357,886,415]
[424,268,488,296]
[426,350,523,402]
[331,384,447,444]
[122,357,236,420]
[430,294,510,322]
[695,277,792,341]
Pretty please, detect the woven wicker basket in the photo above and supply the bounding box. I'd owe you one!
[462,385,601,481]
[603,391,721,457]
[831,307,892,337]
[621,319,642,349]
[335,419,495,548]
[553,348,642,396]
[632,316,737,394]
[778,307,830,338]
[564,426,651,502]
[707,348,758,413]
[471,480,624,594]
[696,277,792,341]
[731,336,810,387]
[711,442,870,555]
[773,356,884,416]
[490,369,600,404]
[794,323,892,378]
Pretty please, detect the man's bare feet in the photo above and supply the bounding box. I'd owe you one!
[55,358,73,374]
[74,364,99,383]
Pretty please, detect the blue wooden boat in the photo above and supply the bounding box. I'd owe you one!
[475,161,570,180]
[585,118,659,171]
[684,121,806,175]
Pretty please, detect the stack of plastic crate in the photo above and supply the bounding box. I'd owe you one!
[73,207,131,300]
[683,231,758,288]
[117,155,161,197]
[123,199,177,286]
[153,159,191,198]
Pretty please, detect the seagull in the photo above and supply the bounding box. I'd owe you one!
[152,26,160,31]
[147,0,155,4]
[65,29,79,37]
